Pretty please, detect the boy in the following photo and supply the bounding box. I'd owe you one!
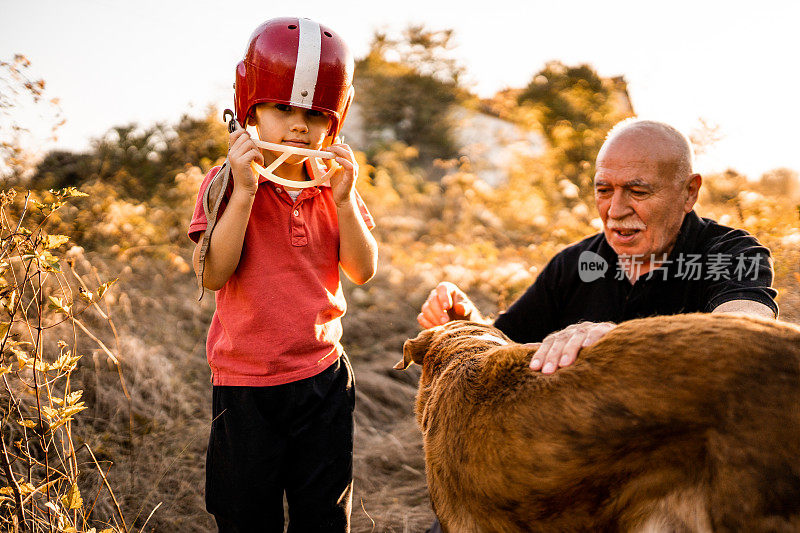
[188,17,377,532]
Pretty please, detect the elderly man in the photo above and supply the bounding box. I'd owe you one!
[418,118,778,375]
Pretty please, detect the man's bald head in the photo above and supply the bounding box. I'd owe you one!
[598,119,695,183]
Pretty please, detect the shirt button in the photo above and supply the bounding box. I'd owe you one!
[293,210,299,216]
[276,187,282,193]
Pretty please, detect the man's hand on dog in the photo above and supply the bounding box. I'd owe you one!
[418,282,481,329]
[528,322,616,374]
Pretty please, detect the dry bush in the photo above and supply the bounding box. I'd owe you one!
[0,182,216,532]
[0,188,128,532]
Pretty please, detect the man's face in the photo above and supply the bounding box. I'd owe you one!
[594,138,699,268]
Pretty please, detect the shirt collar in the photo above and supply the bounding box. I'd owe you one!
[668,210,700,259]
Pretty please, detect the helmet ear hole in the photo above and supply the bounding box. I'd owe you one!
[321,132,336,149]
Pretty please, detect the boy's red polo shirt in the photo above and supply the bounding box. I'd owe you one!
[189,163,374,386]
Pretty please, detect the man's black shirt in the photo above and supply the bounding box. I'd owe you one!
[493,211,778,343]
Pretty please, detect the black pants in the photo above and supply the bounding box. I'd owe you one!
[205,356,355,532]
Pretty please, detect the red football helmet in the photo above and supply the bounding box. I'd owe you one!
[234,17,355,140]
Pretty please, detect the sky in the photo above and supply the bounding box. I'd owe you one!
[2,0,799,179]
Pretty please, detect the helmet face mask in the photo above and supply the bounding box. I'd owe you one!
[239,102,340,188]
[234,17,355,141]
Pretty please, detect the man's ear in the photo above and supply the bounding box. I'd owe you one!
[394,328,438,370]
[684,173,702,212]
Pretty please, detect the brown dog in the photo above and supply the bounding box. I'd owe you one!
[395,314,800,532]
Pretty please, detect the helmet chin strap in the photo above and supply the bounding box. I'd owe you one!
[250,137,339,189]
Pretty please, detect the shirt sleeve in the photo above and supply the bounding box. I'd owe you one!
[187,166,223,243]
[702,228,779,316]
[353,189,375,230]
[493,256,563,343]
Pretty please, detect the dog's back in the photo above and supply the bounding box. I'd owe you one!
[401,314,800,532]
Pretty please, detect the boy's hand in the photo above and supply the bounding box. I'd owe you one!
[228,128,263,197]
[328,143,357,206]
[418,282,477,328]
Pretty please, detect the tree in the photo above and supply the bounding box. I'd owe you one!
[700,168,748,205]
[758,167,799,200]
[158,108,228,174]
[0,55,65,183]
[355,26,467,164]
[517,61,634,200]
[32,150,95,191]
[31,108,228,202]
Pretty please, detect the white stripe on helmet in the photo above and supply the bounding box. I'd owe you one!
[290,18,321,108]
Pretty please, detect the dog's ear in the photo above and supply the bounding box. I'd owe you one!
[394,328,438,370]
